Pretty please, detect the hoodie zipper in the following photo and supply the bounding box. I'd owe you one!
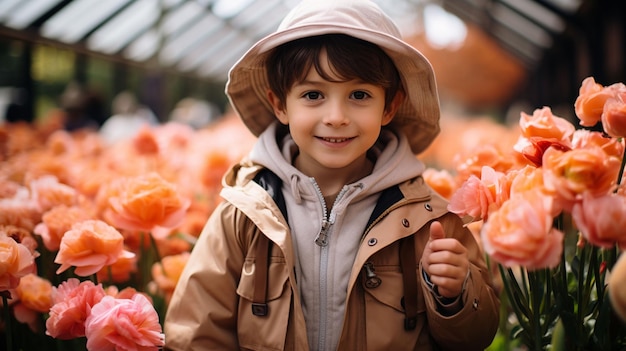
[310,178,350,351]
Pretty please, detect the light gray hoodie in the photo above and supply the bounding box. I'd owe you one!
[249,122,426,351]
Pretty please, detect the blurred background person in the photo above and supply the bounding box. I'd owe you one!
[99,90,159,144]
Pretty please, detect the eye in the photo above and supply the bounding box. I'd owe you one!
[303,91,322,100]
[351,91,370,100]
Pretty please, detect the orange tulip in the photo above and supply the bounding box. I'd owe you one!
[55,219,135,277]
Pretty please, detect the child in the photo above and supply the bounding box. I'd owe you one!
[164,0,500,350]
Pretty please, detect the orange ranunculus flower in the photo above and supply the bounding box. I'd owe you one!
[454,143,515,183]
[602,94,626,138]
[96,252,138,284]
[46,278,106,340]
[574,76,611,127]
[0,188,42,232]
[518,106,576,141]
[151,252,190,303]
[33,205,93,251]
[29,175,79,212]
[572,129,625,159]
[508,166,562,216]
[0,232,37,291]
[423,168,458,199]
[132,126,160,155]
[448,166,508,222]
[55,219,135,277]
[85,293,164,351]
[513,107,574,167]
[571,192,626,249]
[513,136,571,167]
[105,172,191,234]
[542,146,621,211]
[481,190,564,270]
[15,273,52,313]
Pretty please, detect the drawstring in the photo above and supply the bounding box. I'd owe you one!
[290,174,302,204]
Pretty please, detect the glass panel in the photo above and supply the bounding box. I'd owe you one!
[4,0,62,29]
[87,0,158,54]
[41,0,131,43]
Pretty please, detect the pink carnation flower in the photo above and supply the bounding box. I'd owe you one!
[85,294,165,351]
[46,278,106,339]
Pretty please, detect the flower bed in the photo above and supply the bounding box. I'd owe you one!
[1,77,625,350]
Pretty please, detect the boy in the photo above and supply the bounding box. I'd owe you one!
[164,0,500,350]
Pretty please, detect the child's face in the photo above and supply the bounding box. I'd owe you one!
[268,50,399,179]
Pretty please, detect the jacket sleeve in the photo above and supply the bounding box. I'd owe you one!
[164,201,250,351]
[419,212,501,351]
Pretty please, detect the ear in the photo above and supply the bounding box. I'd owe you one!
[381,90,405,126]
[267,90,289,125]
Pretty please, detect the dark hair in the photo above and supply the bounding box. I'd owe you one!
[266,34,402,111]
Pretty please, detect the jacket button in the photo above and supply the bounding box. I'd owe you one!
[368,238,377,246]
[424,203,433,211]
[402,218,410,227]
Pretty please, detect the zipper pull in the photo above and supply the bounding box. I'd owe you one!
[363,262,381,288]
[315,218,331,247]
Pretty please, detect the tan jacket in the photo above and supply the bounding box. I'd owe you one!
[164,159,500,351]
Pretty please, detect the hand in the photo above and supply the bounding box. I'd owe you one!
[421,221,469,298]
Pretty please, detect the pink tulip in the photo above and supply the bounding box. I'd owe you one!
[85,294,164,351]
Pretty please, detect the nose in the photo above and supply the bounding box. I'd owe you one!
[322,100,349,127]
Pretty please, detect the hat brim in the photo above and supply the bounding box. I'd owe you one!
[226,23,440,154]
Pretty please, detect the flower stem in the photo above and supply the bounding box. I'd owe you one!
[529,271,545,350]
[615,139,625,187]
[2,293,13,351]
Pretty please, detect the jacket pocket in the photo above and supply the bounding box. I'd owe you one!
[362,263,428,350]
[236,257,291,351]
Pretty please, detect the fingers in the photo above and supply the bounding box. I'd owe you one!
[429,221,445,241]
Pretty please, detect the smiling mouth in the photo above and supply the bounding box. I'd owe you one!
[319,137,354,143]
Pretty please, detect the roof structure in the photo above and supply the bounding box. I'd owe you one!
[0,0,581,80]
[2,0,624,115]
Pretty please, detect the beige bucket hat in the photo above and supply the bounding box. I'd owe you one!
[225,0,440,154]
